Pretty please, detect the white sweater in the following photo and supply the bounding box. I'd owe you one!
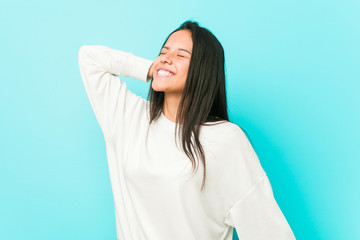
[78,45,296,240]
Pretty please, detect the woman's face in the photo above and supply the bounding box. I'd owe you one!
[151,30,193,95]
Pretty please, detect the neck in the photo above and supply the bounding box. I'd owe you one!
[163,92,183,123]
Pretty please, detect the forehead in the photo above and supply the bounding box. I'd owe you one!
[164,30,193,51]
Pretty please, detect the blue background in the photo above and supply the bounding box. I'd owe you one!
[1,0,359,239]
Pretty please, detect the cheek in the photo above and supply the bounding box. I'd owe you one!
[179,64,190,85]
[152,57,161,68]
[181,63,190,77]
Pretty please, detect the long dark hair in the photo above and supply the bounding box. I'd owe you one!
[146,20,229,191]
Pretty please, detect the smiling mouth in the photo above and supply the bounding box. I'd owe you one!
[157,69,174,77]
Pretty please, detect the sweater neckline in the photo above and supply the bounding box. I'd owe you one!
[160,111,178,126]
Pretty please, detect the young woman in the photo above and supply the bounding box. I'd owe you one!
[78,21,295,240]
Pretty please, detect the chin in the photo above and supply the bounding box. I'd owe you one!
[152,87,165,92]
[151,82,166,92]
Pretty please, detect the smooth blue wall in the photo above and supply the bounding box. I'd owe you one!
[1,0,359,239]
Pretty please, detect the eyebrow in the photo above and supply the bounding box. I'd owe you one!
[162,46,192,55]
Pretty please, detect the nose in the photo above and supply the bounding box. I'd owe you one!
[160,52,173,65]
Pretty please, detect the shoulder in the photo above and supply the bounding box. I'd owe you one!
[200,120,249,146]
[202,121,266,190]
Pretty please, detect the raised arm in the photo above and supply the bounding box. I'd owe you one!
[78,45,153,137]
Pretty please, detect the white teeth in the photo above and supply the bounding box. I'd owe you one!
[158,69,173,77]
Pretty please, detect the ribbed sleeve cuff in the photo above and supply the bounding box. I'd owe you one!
[126,54,153,83]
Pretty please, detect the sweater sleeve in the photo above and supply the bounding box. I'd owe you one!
[211,127,296,239]
[78,45,153,137]
[224,174,296,239]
